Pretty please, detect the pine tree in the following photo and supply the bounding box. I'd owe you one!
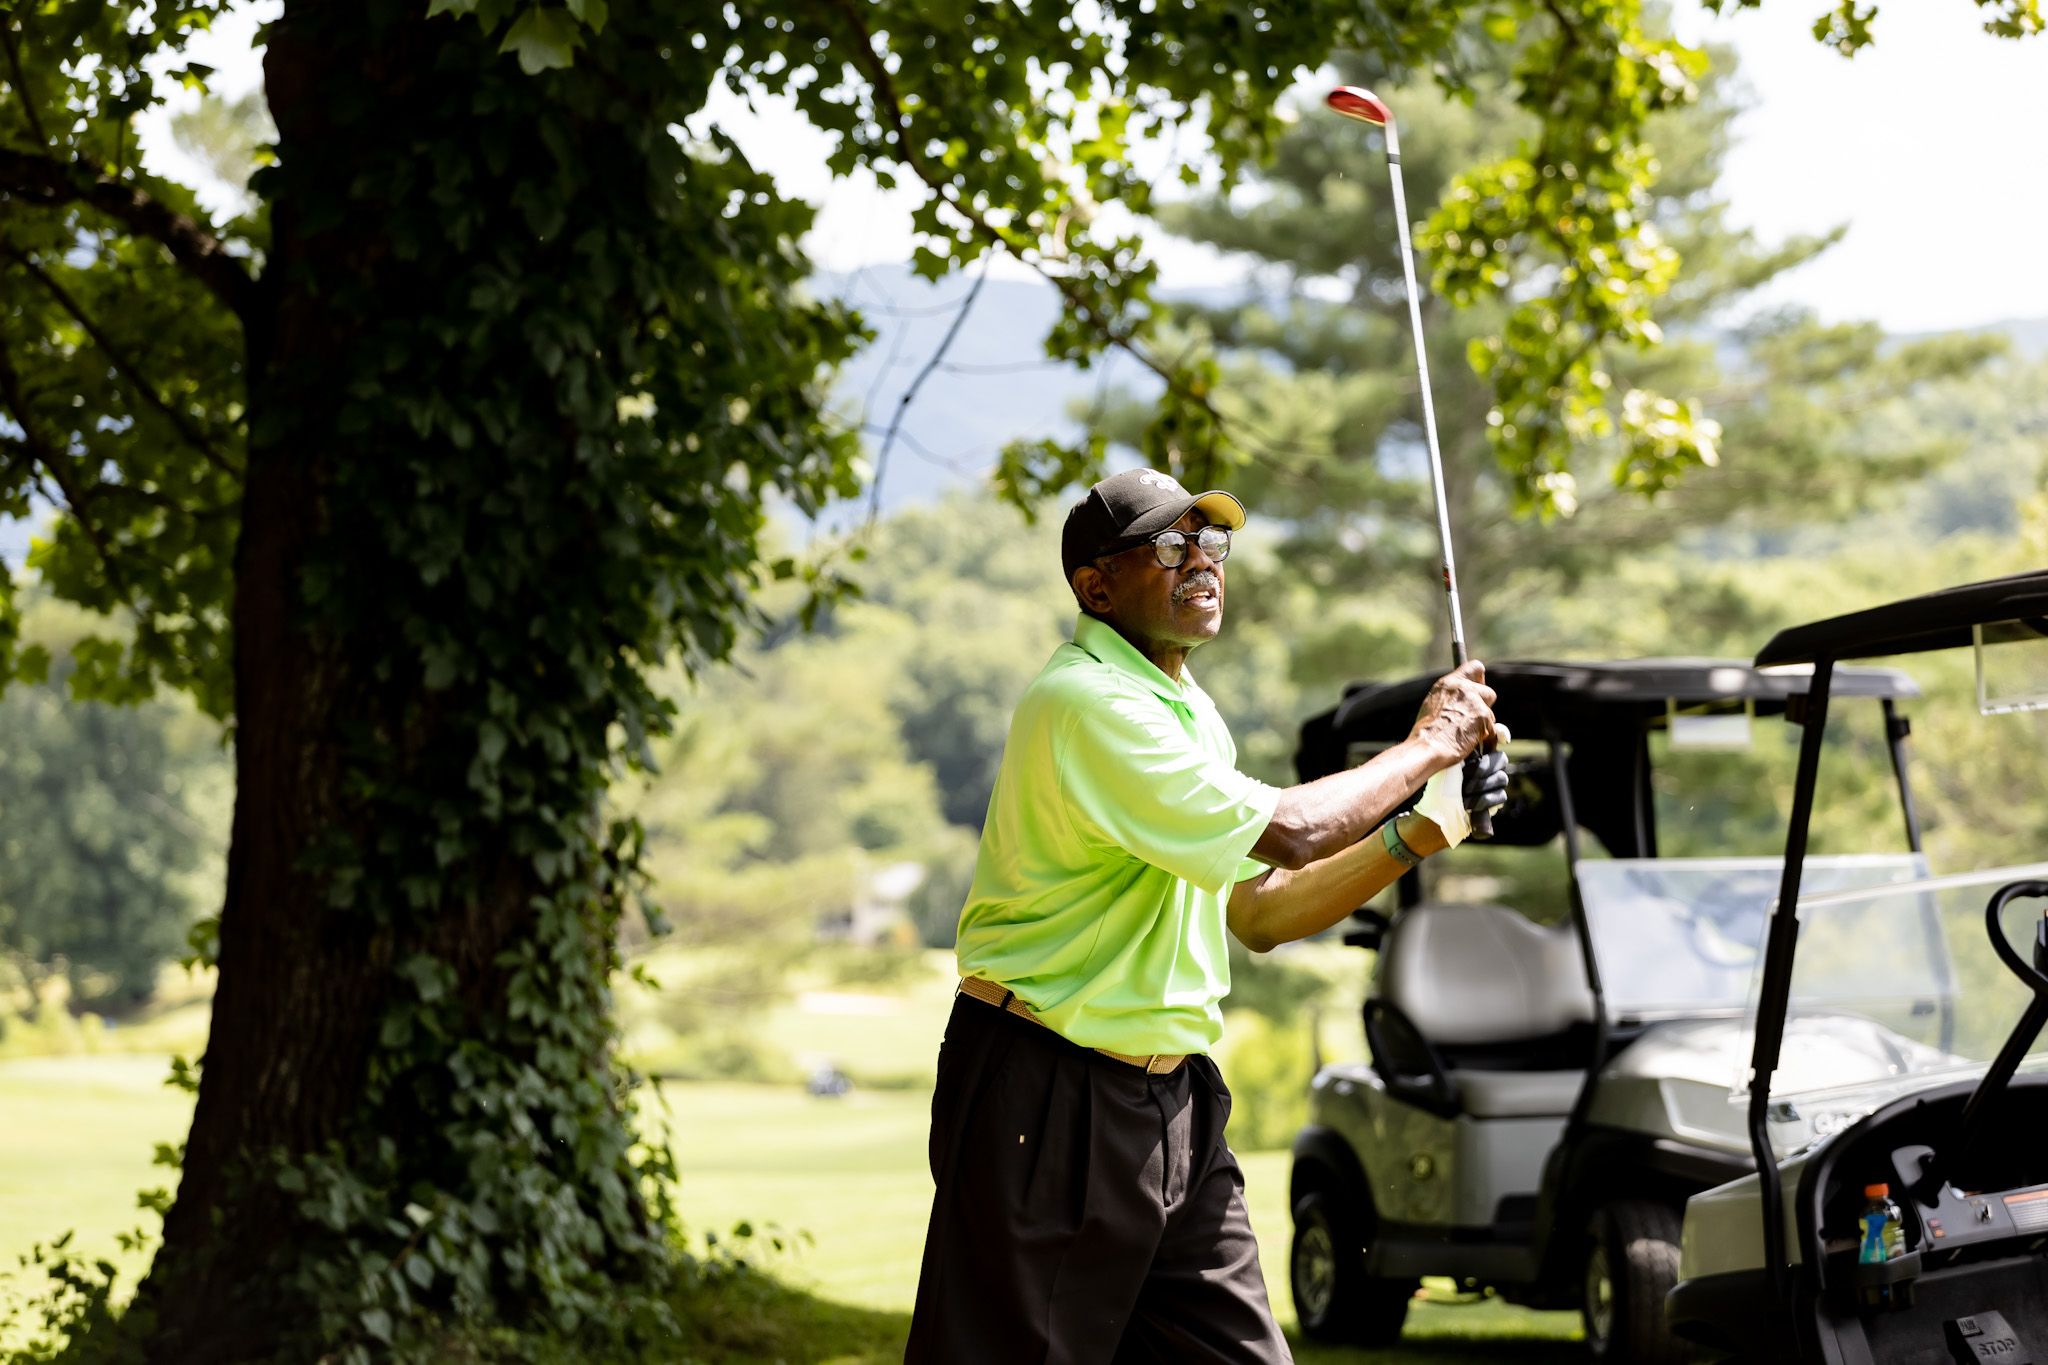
[1089,51,2002,673]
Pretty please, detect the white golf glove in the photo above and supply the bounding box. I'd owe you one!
[1414,764,1471,849]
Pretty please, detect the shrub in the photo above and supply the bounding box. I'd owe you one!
[1214,1010,1314,1153]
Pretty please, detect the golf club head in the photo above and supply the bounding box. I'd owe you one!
[1326,87,1393,127]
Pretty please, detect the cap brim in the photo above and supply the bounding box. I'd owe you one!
[1192,490,1247,530]
[1121,489,1247,540]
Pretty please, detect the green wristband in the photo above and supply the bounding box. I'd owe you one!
[1381,818,1424,868]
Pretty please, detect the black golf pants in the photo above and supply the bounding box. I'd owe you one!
[904,994,1292,1365]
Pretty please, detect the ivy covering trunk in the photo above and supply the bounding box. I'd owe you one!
[135,4,859,1357]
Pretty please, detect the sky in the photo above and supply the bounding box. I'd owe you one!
[137,3,2048,335]
[1671,3,2048,333]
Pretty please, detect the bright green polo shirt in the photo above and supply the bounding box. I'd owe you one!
[954,614,1280,1056]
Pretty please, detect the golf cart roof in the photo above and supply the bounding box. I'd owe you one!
[1301,657,1918,763]
[1755,569,2048,667]
[1296,659,1920,857]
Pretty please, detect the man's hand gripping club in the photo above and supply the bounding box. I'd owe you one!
[1231,662,1505,952]
[1411,661,1510,848]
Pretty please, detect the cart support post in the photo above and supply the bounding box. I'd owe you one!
[1883,699,1925,853]
[1548,731,1608,1041]
[1747,656,1836,1304]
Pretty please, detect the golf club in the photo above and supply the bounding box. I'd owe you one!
[1327,85,1495,838]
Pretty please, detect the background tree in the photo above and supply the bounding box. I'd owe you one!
[0,0,2039,1359]
[630,610,966,960]
[826,504,1073,831]
[1087,47,2001,691]
[166,89,275,214]
[629,501,1072,958]
[0,663,218,1012]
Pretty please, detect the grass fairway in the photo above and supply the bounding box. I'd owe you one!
[0,1054,194,1315]
[4,1050,1582,1362]
[664,1081,1581,1364]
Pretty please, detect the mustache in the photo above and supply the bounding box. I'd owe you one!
[1173,570,1221,603]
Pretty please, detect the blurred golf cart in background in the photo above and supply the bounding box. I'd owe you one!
[1286,657,1934,1362]
[1667,570,2048,1363]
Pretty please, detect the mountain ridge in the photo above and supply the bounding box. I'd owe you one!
[822,262,2048,523]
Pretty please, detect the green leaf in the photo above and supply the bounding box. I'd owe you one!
[183,916,221,971]
[400,954,450,1003]
[563,0,607,32]
[478,720,508,766]
[361,1308,393,1343]
[498,6,582,74]
[13,644,50,685]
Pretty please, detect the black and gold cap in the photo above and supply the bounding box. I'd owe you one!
[1059,469,1246,584]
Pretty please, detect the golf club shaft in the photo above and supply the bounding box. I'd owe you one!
[1373,108,1493,838]
[1381,131,1471,672]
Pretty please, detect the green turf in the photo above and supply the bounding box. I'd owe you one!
[0,1053,194,1325]
[663,1081,1582,1362]
[3,1047,1583,1363]
[749,970,958,1089]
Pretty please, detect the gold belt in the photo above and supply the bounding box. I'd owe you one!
[957,976,1188,1075]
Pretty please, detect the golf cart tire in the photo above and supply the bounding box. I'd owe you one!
[1584,1199,1689,1365]
[1290,1188,1415,1346]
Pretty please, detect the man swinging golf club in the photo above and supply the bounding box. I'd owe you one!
[903,468,1508,1363]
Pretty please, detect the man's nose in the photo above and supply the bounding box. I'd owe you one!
[1182,539,1219,572]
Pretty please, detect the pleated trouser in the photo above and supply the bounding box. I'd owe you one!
[903,994,1292,1365]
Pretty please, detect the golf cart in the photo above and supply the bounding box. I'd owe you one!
[1667,570,2048,1363]
[1287,658,1934,1362]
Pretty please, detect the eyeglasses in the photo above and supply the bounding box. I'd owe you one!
[1109,525,1232,569]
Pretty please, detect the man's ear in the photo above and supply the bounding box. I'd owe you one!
[1072,564,1114,616]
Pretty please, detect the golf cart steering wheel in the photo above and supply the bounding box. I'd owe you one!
[1985,879,2048,991]
[1921,879,2048,1197]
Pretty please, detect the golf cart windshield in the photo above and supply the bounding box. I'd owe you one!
[1751,861,2048,1158]
[1576,855,1930,1021]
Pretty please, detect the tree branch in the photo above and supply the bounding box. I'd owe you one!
[2,243,245,479]
[867,250,991,526]
[0,353,199,592]
[0,147,259,323]
[1,27,51,152]
[0,362,140,607]
[1540,0,1582,49]
[0,429,232,523]
[816,0,1233,439]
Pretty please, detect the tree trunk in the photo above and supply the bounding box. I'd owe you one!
[136,6,637,1356]
[141,362,387,1360]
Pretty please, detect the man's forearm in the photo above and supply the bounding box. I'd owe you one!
[1250,736,1453,870]
[1229,812,1447,953]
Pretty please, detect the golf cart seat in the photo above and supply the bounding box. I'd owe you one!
[1369,902,1596,1117]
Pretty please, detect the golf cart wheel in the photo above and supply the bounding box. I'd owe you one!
[1290,1188,1415,1346]
[1582,1199,1688,1365]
